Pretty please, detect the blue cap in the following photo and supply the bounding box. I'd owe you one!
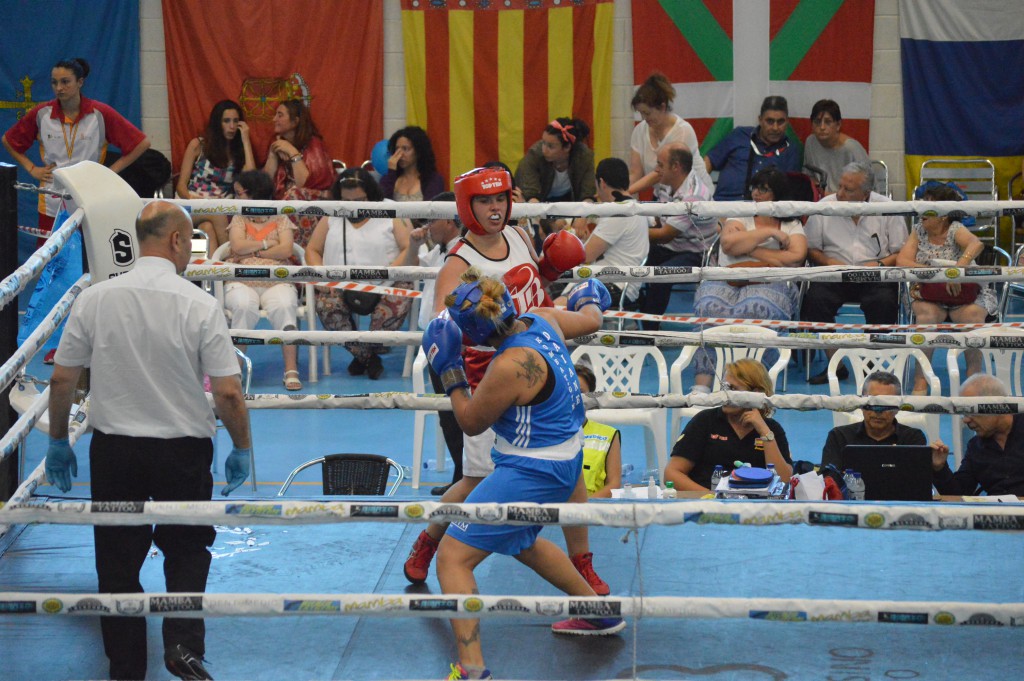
[447,280,516,345]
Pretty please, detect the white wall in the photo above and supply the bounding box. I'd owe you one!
[139,0,905,196]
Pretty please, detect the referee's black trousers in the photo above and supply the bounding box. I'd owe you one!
[90,430,216,681]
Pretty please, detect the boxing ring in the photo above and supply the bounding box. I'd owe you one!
[1,162,1023,680]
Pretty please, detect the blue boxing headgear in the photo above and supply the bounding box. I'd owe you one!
[447,280,517,346]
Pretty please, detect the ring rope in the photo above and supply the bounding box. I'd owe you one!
[16,224,54,238]
[0,275,90,396]
[12,181,71,199]
[0,208,83,311]
[0,591,1017,627]
[2,498,1021,531]
[170,197,1024,220]
[225,390,1024,417]
[184,261,1024,284]
[227,327,1024,351]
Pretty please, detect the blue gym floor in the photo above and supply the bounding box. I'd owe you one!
[3,232,1024,680]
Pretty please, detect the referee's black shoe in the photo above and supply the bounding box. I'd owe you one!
[165,644,213,680]
[808,363,848,385]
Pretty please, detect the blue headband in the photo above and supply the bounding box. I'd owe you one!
[447,280,516,345]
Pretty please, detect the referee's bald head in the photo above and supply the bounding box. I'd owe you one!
[136,200,191,242]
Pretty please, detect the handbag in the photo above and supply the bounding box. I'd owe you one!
[725,260,776,287]
[913,282,980,306]
[339,217,382,315]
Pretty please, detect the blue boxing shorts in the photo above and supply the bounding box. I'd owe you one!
[446,450,582,556]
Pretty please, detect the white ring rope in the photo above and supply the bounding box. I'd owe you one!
[0,207,83,311]
[0,275,89,396]
[225,390,1024,417]
[184,260,1024,284]
[228,327,1024,352]
[0,591,1018,627]
[169,197,1024,221]
[2,498,1021,532]
[16,224,54,238]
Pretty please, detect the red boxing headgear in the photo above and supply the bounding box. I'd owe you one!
[454,167,513,236]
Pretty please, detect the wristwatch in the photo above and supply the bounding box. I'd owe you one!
[289,153,303,163]
[758,430,776,442]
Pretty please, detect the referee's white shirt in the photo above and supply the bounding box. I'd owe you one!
[56,257,240,439]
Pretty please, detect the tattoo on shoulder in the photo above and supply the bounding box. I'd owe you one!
[515,353,545,387]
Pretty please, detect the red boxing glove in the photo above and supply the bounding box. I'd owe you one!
[537,230,586,282]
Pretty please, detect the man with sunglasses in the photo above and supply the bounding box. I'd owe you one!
[704,95,802,202]
[819,371,927,470]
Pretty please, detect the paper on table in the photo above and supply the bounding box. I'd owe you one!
[961,494,1020,503]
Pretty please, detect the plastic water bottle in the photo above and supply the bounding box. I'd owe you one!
[843,468,855,491]
[766,463,776,480]
[851,472,866,501]
[644,467,660,486]
[621,463,635,484]
[663,481,677,499]
[710,465,724,491]
[647,475,658,499]
[622,479,632,497]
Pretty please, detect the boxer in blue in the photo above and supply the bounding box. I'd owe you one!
[422,267,624,680]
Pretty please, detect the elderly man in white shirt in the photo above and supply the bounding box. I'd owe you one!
[46,201,251,681]
[802,161,909,384]
[401,191,467,495]
[642,143,716,329]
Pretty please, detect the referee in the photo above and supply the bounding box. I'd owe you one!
[46,200,251,681]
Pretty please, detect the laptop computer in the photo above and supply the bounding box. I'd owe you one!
[840,445,935,501]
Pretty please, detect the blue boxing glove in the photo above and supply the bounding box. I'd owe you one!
[567,278,612,312]
[221,447,252,496]
[422,317,469,395]
[45,437,77,493]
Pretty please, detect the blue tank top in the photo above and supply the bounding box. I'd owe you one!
[491,313,585,452]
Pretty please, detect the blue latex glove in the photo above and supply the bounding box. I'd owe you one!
[567,278,612,312]
[45,437,77,493]
[422,317,469,395]
[221,447,252,496]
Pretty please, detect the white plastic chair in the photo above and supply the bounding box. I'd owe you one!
[410,348,447,490]
[212,242,318,383]
[570,345,669,475]
[948,326,1024,467]
[669,325,791,438]
[826,348,942,444]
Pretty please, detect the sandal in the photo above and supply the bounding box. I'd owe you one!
[283,370,302,391]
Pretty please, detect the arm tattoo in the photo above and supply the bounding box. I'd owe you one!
[515,354,545,387]
[456,622,481,648]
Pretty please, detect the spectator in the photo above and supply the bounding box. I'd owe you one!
[820,370,928,470]
[664,358,792,491]
[575,363,622,498]
[642,143,716,329]
[378,125,445,201]
[802,161,908,385]
[223,170,303,390]
[515,117,596,203]
[176,99,256,253]
[45,201,250,681]
[690,167,806,391]
[627,72,711,195]
[568,157,650,309]
[305,168,413,380]
[263,99,334,247]
[704,95,801,202]
[399,191,465,495]
[896,183,993,394]
[2,57,150,234]
[802,99,869,194]
[931,374,1024,496]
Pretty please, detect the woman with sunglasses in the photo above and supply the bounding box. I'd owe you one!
[664,358,793,491]
[263,99,334,247]
[896,183,994,394]
[689,167,806,393]
[305,168,413,380]
[176,99,256,252]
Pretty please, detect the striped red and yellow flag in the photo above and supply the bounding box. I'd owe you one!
[401,0,613,187]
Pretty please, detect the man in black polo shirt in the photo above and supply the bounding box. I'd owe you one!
[932,374,1024,496]
[820,371,926,470]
